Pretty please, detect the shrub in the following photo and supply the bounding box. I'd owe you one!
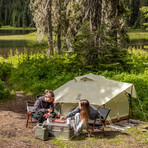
[0,79,11,100]
[0,62,13,80]
[5,47,148,121]
[9,53,79,95]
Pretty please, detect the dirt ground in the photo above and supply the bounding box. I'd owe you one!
[0,91,147,148]
[0,91,58,148]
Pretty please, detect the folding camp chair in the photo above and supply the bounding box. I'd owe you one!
[26,94,44,132]
[26,101,35,132]
[89,107,111,137]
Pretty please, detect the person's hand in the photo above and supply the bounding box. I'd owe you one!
[98,105,104,108]
[48,108,53,113]
[60,116,67,120]
[48,113,52,117]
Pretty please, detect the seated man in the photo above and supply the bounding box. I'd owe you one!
[32,90,56,123]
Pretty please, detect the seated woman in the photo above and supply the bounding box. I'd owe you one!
[72,99,89,135]
[61,99,102,135]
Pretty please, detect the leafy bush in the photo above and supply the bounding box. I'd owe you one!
[0,22,2,27]
[0,62,13,80]
[0,79,11,100]
[9,53,79,95]
[2,47,147,121]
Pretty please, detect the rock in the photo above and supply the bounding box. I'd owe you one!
[141,129,147,132]
[142,125,148,129]
[129,119,144,124]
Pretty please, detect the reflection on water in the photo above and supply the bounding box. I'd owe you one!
[0,40,28,48]
[130,39,148,45]
[0,47,36,58]
[0,40,30,58]
[0,29,48,58]
[0,40,48,58]
[0,29,35,35]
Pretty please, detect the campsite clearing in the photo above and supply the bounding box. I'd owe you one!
[0,91,147,148]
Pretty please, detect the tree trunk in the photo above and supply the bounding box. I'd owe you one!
[88,0,102,66]
[47,0,53,56]
[57,0,61,54]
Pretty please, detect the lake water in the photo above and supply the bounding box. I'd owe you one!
[0,29,47,58]
[0,40,36,58]
[0,29,148,58]
[0,29,35,36]
[130,39,148,45]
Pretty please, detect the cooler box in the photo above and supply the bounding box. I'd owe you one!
[44,120,74,140]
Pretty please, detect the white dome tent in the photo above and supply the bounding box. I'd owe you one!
[54,73,137,122]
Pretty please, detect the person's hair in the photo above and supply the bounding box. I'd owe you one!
[80,99,89,126]
[45,89,54,98]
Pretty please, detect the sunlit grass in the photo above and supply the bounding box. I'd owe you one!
[49,124,148,148]
[0,25,36,30]
[0,32,37,41]
[128,32,148,40]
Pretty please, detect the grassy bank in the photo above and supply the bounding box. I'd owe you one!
[0,26,48,41]
[0,32,37,41]
[0,25,37,41]
[128,32,148,40]
[0,25,36,30]
[128,29,148,40]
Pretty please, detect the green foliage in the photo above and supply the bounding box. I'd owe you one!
[9,53,79,95]
[0,79,11,100]
[0,22,2,27]
[0,62,13,80]
[140,6,148,26]
[0,61,14,101]
[0,0,33,27]
[0,47,147,121]
[127,0,148,29]
[72,27,132,72]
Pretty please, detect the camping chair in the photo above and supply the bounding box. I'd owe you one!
[89,107,111,137]
[26,94,44,132]
[26,101,35,132]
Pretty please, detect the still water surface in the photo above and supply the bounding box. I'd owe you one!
[0,29,35,35]
[0,29,148,58]
[0,29,45,58]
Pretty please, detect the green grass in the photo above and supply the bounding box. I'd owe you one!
[49,124,148,148]
[128,31,148,40]
[0,25,36,30]
[0,32,37,41]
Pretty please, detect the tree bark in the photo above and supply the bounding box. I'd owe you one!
[47,0,53,56]
[57,0,62,54]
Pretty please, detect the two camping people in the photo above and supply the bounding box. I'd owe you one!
[32,89,102,135]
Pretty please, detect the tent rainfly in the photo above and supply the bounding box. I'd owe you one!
[54,73,137,122]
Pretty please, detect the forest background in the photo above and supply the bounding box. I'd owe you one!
[0,0,148,123]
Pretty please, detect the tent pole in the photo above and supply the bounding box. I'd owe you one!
[124,87,133,124]
[114,98,120,121]
[60,102,62,117]
[128,85,133,124]
[128,94,132,124]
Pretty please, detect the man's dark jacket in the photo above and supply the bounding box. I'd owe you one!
[33,95,54,114]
